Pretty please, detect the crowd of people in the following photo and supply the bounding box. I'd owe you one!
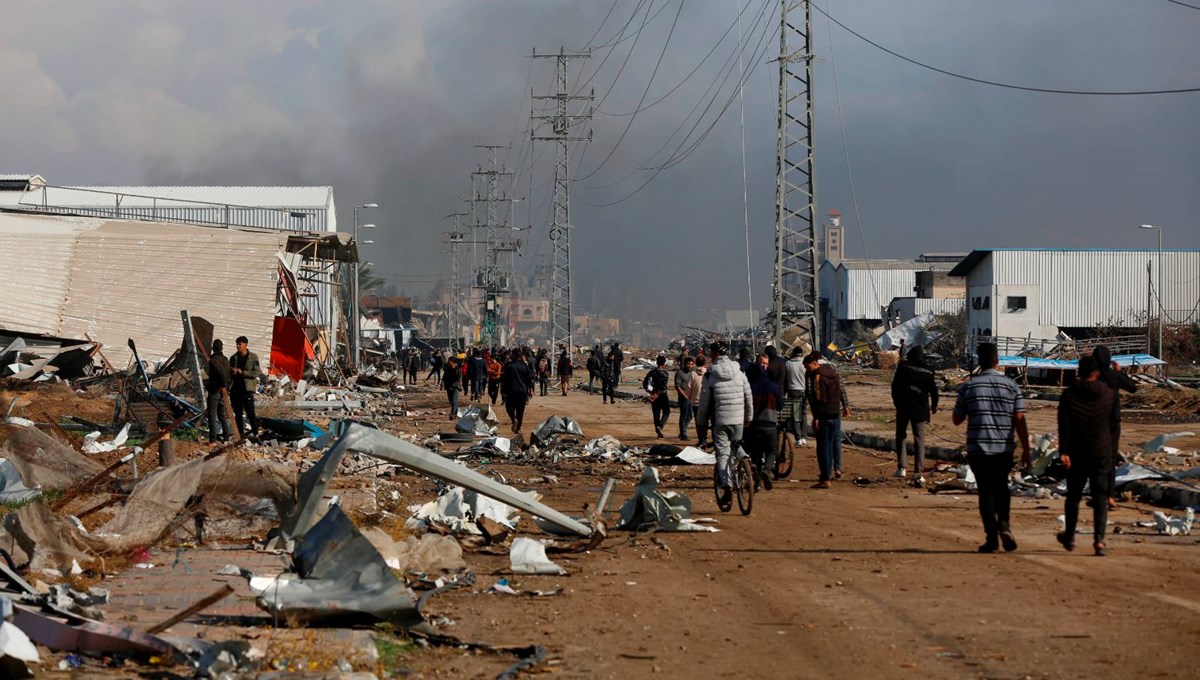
[326,333,1137,558]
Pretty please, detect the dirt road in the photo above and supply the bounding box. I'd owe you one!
[402,376,1200,678]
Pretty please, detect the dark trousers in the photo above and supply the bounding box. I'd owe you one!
[677,397,693,437]
[447,388,460,418]
[1063,454,1113,545]
[814,416,841,482]
[426,366,441,383]
[968,452,1014,539]
[470,377,483,400]
[587,371,597,393]
[487,378,500,404]
[408,367,418,384]
[506,393,528,432]
[539,375,549,396]
[651,395,671,430]
[230,387,258,436]
[745,423,778,475]
[602,378,616,402]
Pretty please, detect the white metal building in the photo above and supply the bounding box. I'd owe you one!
[819,259,957,322]
[949,248,1200,342]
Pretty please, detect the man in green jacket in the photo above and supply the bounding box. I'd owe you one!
[229,335,262,438]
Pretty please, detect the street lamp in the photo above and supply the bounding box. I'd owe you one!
[352,204,379,365]
[1139,224,1163,360]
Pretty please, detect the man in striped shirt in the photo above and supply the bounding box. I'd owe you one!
[952,343,1031,553]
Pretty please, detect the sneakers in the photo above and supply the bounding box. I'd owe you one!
[760,471,773,491]
[833,469,843,480]
[654,426,664,439]
[1093,542,1107,557]
[999,531,1018,553]
[717,486,733,511]
[893,468,907,478]
[811,480,831,489]
[978,540,1000,554]
[910,475,926,489]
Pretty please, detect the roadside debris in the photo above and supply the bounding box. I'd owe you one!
[1144,508,1195,535]
[509,537,566,575]
[244,505,424,627]
[531,415,584,445]
[617,467,717,532]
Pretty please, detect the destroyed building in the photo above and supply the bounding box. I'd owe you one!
[818,256,964,342]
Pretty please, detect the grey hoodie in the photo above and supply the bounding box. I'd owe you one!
[696,356,752,428]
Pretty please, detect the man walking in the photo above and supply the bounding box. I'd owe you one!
[586,348,600,394]
[644,355,672,438]
[1056,356,1119,556]
[783,346,807,438]
[696,342,752,510]
[486,349,503,404]
[804,351,850,489]
[536,350,551,397]
[764,345,787,392]
[426,350,444,385]
[891,345,938,486]
[407,349,420,385]
[691,355,709,446]
[556,348,573,396]
[501,349,534,434]
[674,355,696,440]
[952,342,1031,553]
[205,339,232,443]
[1093,345,1137,512]
[443,355,462,420]
[601,348,618,404]
[228,336,261,439]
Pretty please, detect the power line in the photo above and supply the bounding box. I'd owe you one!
[578,0,778,207]
[1163,0,1200,10]
[598,0,761,117]
[584,0,774,192]
[575,0,685,183]
[813,3,1200,95]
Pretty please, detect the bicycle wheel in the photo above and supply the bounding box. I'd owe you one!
[735,457,755,515]
[775,429,795,479]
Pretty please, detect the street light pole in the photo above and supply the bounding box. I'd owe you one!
[352,203,378,366]
[1140,224,1163,360]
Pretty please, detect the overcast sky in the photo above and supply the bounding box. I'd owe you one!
[2,1,1197,324]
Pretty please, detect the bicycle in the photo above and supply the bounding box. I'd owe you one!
[776,396,806,479]
[712,441,754,515]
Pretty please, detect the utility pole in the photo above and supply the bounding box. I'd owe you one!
[470,145,520,347]
[532,47,593,353]
[772,1,820,353]
[442,212,468,349]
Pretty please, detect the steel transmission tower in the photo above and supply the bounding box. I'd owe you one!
[532,48,593,352]
[470,144,519,347]
[442,212,468,349]
[772,0,820,352]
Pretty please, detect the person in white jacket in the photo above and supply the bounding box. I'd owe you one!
[696,341,752,507]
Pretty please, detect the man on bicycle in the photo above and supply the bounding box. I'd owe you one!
[746,353,783,491]
[696,341,752,508]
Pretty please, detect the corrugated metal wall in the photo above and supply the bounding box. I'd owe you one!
[845,269,920,320]
[0,213,285,366]
[0,213,89,336]
[992,250,1200,328]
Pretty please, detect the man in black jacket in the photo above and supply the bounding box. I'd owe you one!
[205,339,233,443]
[644,355,671,438]
[443,356,462,420]
[1057,356,1120,556]
[891,345,939,486]
[1092,345,1138,511]
[501,349,534,433]
[228,336,261,438]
